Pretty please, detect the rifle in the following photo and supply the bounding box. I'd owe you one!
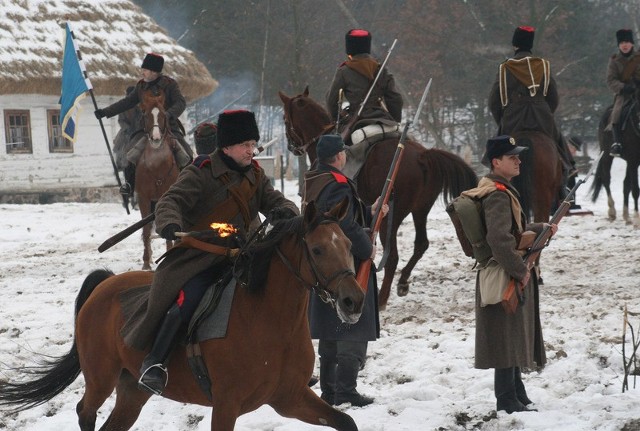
[355,78,432,291]
[339,39,398,142]
[501,151,604,314]
[97,143,276,253]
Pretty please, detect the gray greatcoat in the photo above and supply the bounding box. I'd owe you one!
[606,50,640,128]
[326,53,403,128]
[120,151,299,350]
[303,164,380,342]
[475,174,546,370]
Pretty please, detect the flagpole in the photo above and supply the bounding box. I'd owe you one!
[66,23,129,214]
[87,89,130,214]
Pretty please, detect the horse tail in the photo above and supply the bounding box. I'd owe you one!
[511,137,535,218]
[420,148,478,202]
[0,269,114,412]
[590,151,610,202]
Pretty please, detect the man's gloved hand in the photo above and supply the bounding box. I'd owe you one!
[269,207,297,221]
[160,223,181,241]
[94,109,105,119]
[621,83,636,95]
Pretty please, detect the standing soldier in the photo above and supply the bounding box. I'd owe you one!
[326,29,403,143]
[95,53,194,197]
[488,26,574,193]
[302,134,387,407]
[606,29,640,157]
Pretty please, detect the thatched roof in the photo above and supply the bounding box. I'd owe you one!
[0,0,217,102]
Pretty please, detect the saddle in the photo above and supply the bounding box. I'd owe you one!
[343,121,401,179]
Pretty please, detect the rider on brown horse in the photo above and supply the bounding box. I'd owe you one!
[95,53,194,197]
[488,26,574,197]
[606,29,640,158]
[326,29,403,144]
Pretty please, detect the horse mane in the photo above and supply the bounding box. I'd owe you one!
[243,216,305,294]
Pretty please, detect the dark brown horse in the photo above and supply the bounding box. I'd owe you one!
[0,200,365,431]
[137,89,180,269]
[591,104,640,226]
[510,131,563,223]
[279,87,478,308]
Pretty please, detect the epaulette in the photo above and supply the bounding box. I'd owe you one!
[339,61,348,67]
[252,159,261,168]
[495,181,507,191]
[193,154,211,168]
[331,171,348,183]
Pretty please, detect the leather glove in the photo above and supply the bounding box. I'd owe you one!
[269,207,297,221]
[160,223,181,241]
[621,83,635,95]
[94,109,105,119]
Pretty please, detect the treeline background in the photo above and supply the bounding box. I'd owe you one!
[133,0,640,156]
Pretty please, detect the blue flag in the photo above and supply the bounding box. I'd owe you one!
[59,23,92,142]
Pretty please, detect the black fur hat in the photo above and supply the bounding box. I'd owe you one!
[345,29,372,56]
[512,26,535,51]
[216,110,260,148]
[617,29,634,44]
[141,53,164,73]
[194,122,218,154]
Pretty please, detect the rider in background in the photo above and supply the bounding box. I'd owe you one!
[606,29,640,158]
[326,29,403,141]
[488,26,574,195]
[94,53,193,197]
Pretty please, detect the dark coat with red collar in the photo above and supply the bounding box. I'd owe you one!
[302,163,380,341]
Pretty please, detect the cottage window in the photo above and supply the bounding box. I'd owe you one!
[47,110,73,153]
[4,110,32,154]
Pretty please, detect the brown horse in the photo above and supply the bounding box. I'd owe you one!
[510,131,563,223]
[591,104,640,226]
[0,200,365,431]
[279,87,478,308]
[137,89,180,269]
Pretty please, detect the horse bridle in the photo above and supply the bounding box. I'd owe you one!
[275,220,356,307]
[283,95,323,156]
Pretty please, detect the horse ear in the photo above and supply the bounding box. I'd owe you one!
[303,200,318,227]
[329,196,350,221]
[303,86,309,97]
[278,91,289,104]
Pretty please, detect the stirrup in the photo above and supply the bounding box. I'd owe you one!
[609,143,622,157]
[137,364,168,395]
[119,182,132,197]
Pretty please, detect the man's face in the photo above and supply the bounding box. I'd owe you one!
[222,140,257,167]
[619,41,634,54]
[141,68,159,82]
[492,154,521,180]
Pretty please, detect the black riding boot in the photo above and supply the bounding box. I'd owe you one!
[495,367,532,413]
[334,357,374,407]
[319,357,337,405]
[120,163,136,197]
[515,367,533,406]
[138,303,183,395]
[610,124,623,157]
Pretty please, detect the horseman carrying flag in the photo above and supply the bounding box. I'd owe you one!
[94,53,194,198]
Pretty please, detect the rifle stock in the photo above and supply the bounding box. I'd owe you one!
[98,213,155,253]
[501,152,604,313]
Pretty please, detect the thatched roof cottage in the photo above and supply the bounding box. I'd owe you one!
[0,0,217,202]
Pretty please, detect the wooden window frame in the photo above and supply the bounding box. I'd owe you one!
[4,109,32,154]
[47,109,73,153]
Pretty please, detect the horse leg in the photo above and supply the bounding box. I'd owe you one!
[270,387,358,431]
[398,208,431,297]
[378,235,399,310]
[98,370,150,431]
[76,362,121,431]
[210,402,240,431]
[141,221,153,270]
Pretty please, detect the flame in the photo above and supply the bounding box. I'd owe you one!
[209,223,237,238]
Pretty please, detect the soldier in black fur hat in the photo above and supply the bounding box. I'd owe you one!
[94,53,194,197]
[194,122,218,155]
[326,29,403,141]
[606,29,640,157]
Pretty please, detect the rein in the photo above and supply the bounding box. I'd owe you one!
[275,219,355,307]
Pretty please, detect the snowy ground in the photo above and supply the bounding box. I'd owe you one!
[1,154,640,431]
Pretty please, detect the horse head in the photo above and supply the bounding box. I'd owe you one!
[279,87,333,158]
[140,89,168,143]
[302,198,365,323]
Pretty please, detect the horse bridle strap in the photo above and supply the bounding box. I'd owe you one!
[284,96,324,156]
[275,228,355,306]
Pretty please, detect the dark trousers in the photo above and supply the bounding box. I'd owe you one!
[319,339,368,397]
[176,265,222,322]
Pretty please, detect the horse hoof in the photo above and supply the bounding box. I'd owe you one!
[142,264,151,271]
[397,283,409,297]
[538,277,544,285]
[378,303,387,312]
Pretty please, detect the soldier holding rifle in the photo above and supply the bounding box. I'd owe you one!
[475,135,558,414]
[302,134,388,407]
